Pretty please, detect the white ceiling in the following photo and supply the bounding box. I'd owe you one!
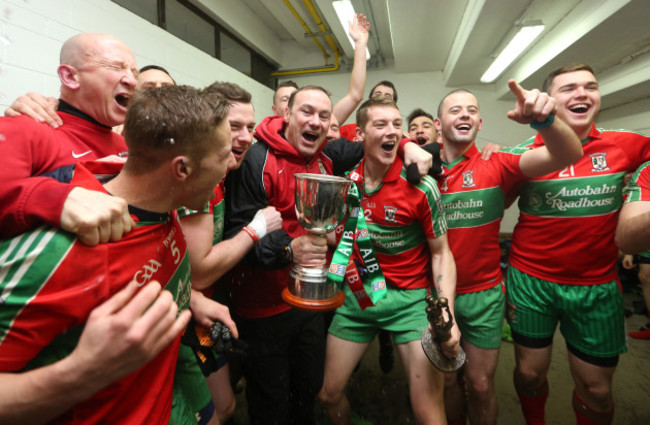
[195,0,650,111]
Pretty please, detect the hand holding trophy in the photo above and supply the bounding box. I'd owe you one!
[421,295,466,372]
[281,173,352,311]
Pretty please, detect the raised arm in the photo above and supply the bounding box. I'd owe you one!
[507,80,583,177]
[332,13,370,125]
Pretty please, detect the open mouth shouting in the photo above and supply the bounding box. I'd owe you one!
[416,136,428,145]
[381,140,396,153]
[115,93,130,110]
[456,123,471,133]
[302,131,320,144]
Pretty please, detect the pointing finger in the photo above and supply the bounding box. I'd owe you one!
[508,79,527,101]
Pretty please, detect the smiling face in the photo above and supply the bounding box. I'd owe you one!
[67,34,138,127]
[435,91,482,146]
[548,70,601,140]
[409,115,438,146]
[357,104,402,170]
[285,88,332,158]
[228,101,256,169]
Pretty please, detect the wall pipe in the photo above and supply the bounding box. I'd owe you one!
[271,0,341,77]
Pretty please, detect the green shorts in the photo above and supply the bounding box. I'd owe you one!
[169,344,214,425]
[638,250,650,262]
[329,284,429,345]
[455,284,505,349]
[506,266,627,358]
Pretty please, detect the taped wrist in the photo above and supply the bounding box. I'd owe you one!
[247,209,268,241]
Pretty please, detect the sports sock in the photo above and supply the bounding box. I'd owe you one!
[572,390,613,424]
[514,372,548,425]
[629,326,650,339]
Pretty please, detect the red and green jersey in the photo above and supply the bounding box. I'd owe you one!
[625,161,650,202]
[211,182,226,244]
[0,162,192,425]
[178,180,225,299]
[510,125,650,285]
[354,157,447,290]
[439,144,525,294]
[625,163,650,259]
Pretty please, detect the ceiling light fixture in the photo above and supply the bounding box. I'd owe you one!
[480,20,545,83]
[332,0,371,60]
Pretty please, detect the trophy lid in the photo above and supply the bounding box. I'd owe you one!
[294,173,351,184]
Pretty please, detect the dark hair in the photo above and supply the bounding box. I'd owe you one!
[274,80,299,103]
[276,80,299,91]
[356,97,399,131]
[369,80,398,103]
[407,108,434,127]
[542,63,595,93]
[138,65,176,85]
[123,85,228,173]
[437,89,476,117]
[287,85,331,110]
[204,81,252,104]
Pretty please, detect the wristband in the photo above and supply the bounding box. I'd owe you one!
[396,137,412,158]
[283,243,293,263]
[530,113,555,130]
[242,226,259,243]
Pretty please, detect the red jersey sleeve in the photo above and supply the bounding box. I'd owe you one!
[0,116,75,237]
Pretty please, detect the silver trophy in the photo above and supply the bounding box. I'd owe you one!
[422,295,466,372]
[281,173,352,311]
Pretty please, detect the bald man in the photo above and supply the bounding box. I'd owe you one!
[5,63,175,128]
[0,33,139,245]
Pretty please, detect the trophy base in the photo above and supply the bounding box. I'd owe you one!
[421,329,466,373]
[282,287,345,312]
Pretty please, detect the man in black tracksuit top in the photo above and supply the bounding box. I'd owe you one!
[224,86,431,424]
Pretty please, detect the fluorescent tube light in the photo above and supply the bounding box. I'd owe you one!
[332,0,371,60]
[480,21,545,83]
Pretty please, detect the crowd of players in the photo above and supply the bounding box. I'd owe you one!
[1,14,649,425]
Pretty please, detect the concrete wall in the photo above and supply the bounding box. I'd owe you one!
[0,0,274,118]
